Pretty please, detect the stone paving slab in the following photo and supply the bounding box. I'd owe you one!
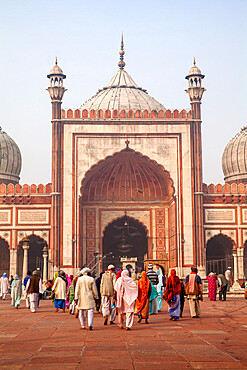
[0,297,247,369]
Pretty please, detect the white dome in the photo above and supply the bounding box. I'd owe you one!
[222,127,247,183]
[0,127,22,184]
[80,69,165,112]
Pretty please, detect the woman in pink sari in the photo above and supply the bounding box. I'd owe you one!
[65,274,73,308]
[206,272,217,301]
[114,270,138,330]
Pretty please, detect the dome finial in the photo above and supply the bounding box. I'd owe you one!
[194,57,196,66]
[118,34,126,70]
[55,56,58,65]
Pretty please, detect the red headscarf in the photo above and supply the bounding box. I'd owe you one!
[136,271,151,313]
[164,269,181,303]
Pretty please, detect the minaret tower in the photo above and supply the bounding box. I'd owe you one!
[185,58,205,119]
[185,59,206,274]
[47,58,67,272]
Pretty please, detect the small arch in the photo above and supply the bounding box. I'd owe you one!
[98,110,104,119]
[61,109,65,118]
[158,110,165,119]
[143,110,149,119]
[181,109,187,119]
[120,110,126,119]
[135,110,141,119]
[206,233,234,275]
[74,109,81,118]
[0,237,10,276]
[38,184,45,194]
[173,109,179,119]
[151,110,157,119]
[113,110,119,119]
[90,109,96,119]
[105,110,111,119]
[165,110,172,119]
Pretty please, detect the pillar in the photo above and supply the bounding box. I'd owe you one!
[42,246,48,282]
[9,249,17,277]
[231,246,241,290]
[22,237,30,281]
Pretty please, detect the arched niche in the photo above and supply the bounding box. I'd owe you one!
[206,233,234,275]
[0,237,10,276]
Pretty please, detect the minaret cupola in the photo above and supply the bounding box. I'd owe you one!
[47,57,67,102]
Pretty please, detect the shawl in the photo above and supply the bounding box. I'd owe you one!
[59,271,68,287]
[189,272,196,293]
[164,269,181,303]
[136,271,151,312]
[149,281,159,301]
[116,270,122,280]
[114,270,138,307]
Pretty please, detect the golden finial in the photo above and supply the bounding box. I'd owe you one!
[193,57,196,66]
[118,34,126,70]
[55,56,58,65]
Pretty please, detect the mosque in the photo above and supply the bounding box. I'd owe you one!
[0,38,246,283]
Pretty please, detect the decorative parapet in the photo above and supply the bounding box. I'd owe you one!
[203,183,247,204]
[61,108,192,120]
[203,183,247,194]
[0,183,52,196]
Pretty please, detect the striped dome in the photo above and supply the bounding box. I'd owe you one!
[222,127,247,183]
[80,145,174,202]
[80,69,165,112]
[0,127,22,184]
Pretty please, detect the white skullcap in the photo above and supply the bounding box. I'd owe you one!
[80,267,91,275]
[148,263,153,269]
[108,264,115,270]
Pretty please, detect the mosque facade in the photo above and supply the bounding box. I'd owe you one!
[0,39,246,282]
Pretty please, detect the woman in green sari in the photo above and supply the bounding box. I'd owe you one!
[11,275,22,308]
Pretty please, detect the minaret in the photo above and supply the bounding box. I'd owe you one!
[185,59,205,274]
[185,58,205,119]
[47,58,66,272]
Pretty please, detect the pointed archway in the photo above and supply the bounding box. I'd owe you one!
[206,233,234,275]
[102,216,148,271]
[17,234,47,278]
[0,237,10,276]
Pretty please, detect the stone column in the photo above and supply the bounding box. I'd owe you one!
[237,247,244,280]
[22,237,30,281]
[9,249,17,277]
[232,246,241,290]
[42,246,48,283]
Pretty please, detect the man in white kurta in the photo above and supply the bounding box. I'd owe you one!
[75,268,99,330]
[0,273,10,300]
[100,264,116,325]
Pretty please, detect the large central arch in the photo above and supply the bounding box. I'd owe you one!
[79,144,177,271]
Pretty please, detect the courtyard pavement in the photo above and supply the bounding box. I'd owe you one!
[0,297,247,369]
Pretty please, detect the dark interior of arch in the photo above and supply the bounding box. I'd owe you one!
[17,235,47,278]
[0,238,10,276]
[102,216,148,271]
[244,241,247,278]
[206,234,233,275]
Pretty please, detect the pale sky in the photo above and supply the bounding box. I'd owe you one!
[0,0,246,185]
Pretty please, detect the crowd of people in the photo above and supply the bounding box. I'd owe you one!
[1,264,247,330]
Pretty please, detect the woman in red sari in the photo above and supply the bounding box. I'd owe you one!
[164,269,181,321]
[206,272,217,301]
[136,271,152,324]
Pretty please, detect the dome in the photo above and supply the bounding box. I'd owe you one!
[222,127,247,184]
[80,69,165,112]
[0,127,22,184]
[80,37,165,112]
[47,58,66,78]
[185,58,204,79]
[80,144,174,202]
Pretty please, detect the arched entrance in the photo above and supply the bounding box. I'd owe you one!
[0,238,10,276]
[80,143,176,273]
[206,233,233,275]
[17,234,47,278]
[102,216,148,271]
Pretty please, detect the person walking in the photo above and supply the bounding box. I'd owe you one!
[0,273,10,300]
[218,273,228,301]
[164,269,181,321]
[184,267,203,318]
[114,270,138,330]
[67,282,75,314]
[95,272,103,312]
[156,270,163,311]
[100,264,116,325]
[147,264,159,314]
[74,268,99,331]
[206,272,217,301]
[180,279,185,318]
[26,270,43,313]
[11,275,22,308]
[53,271,68,312]
[23,270,32,308]
[225,267,232,291]
[136,271,151,324]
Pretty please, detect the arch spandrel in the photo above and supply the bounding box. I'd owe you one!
[80,146,175,203]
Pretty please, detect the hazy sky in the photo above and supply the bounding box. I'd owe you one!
[0,0,246,185]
